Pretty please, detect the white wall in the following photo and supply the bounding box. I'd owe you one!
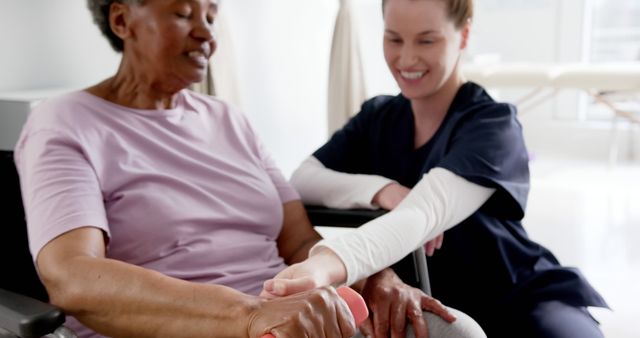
[0,0,120,92]
[0,0,121,150]
[0,0,338,176]
[464,0,622,162]
[220,0,338,176]
[1,0,620,171]
[469,0,588,121]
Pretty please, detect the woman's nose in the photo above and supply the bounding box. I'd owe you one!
[191,17,215,42]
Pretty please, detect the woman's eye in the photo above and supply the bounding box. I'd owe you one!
[419,40,434,45]
[176,11,191,19]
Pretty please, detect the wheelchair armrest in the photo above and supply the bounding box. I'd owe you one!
[0,288,65,338]
[304,205,387,228]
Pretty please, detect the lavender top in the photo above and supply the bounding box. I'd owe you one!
[15,90,298,337]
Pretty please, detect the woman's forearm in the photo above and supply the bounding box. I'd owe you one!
[276,200,323,265]
[44,255,255,338]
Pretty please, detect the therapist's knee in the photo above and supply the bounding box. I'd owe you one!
[407,307,486,338]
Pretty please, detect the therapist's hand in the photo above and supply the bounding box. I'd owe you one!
[261,247,347,298]
[359,268,456,338]
[372,183,410,210]
[260,262,324,298]
[424,233,444,256]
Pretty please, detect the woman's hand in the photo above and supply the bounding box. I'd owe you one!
[248,286,356,338]
[359,269,456,338]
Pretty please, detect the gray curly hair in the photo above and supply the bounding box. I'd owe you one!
[87,0,143,52]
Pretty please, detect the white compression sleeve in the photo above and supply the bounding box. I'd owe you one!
[290,156,395,210]
[309,167,496,285]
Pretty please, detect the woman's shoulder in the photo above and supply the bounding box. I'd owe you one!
[26,90,101,132]
[16,91,112,156]
[450,82,519,125]
[459,82,516,115]
[30,90,94,114]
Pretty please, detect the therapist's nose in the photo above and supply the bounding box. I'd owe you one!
[398,45,419,68]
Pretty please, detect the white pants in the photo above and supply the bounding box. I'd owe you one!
[353,307,486,338]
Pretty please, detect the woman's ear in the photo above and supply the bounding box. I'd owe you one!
[459,18,471,49]
[109,2,132,40]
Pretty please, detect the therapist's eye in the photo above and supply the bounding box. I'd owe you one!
[386,37,403,45]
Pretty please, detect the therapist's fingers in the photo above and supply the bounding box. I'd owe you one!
[424,234,444,256]
[435,233,444,250]
[424,240,436,256]
[262,277,317,297]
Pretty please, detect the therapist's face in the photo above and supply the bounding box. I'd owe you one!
[383,0,469,100]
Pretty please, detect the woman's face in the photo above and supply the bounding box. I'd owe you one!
[383,0,468,100]
[121,0,218,88]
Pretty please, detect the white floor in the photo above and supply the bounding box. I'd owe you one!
[525,156,640,338]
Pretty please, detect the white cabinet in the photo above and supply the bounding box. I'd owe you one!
[0,88,74,150]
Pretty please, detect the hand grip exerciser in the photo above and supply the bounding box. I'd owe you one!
[261,286,369,338]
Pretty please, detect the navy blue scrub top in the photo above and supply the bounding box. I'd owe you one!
[314,82,607,323]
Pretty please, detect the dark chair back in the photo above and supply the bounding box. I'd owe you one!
[0,150,48,302]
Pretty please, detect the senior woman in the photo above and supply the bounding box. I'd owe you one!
[14,0,358,337]
[14,0,472,337]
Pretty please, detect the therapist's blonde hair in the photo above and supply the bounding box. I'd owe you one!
[382,0,473,29]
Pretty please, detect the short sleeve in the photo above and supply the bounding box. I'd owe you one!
[15,130,109,260]
[259,142,300,203]
[236,109,300,203]
[437,103,530,220]
[314,96,391,173]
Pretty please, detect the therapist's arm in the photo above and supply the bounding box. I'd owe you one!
[265,167,496,291]
[291,156,396,210]
[293,157,442,256]
[372,183,445,256]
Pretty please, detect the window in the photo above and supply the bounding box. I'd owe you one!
[586,0,640,120]
[588,0,640,63]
